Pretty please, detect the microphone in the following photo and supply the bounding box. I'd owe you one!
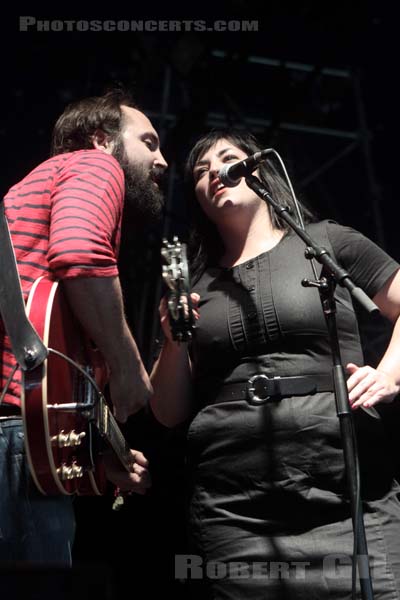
[218,149,272,187]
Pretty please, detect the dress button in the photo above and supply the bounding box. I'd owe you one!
[246,262,254,269]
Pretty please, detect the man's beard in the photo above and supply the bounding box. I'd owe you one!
[112,141,165,224]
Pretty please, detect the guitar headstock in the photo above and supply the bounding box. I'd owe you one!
[161,237,195,343]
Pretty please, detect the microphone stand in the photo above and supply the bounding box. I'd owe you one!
[245,174,375,600]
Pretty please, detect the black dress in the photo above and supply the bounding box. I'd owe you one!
[186,220,400,599]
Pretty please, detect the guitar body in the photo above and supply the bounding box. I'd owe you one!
[22,277,107,495]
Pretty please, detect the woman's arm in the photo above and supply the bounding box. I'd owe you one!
[150,293,200,427]
[347,269,400,409]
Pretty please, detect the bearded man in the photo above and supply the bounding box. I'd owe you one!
[0,89,167,563]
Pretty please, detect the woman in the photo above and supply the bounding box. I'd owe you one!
[150,130,400,599]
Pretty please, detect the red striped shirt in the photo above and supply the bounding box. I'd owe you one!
[0,149,125,406]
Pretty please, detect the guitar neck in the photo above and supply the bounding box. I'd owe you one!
[98,399,132,472]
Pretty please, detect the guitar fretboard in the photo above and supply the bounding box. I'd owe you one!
[99,398,132,472]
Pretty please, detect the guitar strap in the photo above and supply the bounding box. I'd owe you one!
[0,200,48,372]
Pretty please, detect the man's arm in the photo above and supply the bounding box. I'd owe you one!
[63,276,152,422]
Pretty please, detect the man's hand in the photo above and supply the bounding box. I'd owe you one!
[103,449,151,495]
[109,363,153,423]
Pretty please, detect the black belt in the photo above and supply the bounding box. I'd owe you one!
[0,403,21,417]
[217,374,334,405]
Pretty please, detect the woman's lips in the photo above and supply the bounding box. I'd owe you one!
[214,186,227,199]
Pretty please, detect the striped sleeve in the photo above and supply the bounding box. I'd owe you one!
[47,150,124,279]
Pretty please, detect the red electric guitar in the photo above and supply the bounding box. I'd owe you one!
[21,276,132,496]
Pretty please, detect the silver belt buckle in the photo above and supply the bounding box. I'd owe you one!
[247,374,271,405]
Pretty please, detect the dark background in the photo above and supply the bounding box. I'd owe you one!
[0,3,397,597]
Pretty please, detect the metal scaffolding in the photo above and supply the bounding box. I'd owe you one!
[129,48,386,367]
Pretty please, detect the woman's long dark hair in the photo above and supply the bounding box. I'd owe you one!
[184,129,315,282]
